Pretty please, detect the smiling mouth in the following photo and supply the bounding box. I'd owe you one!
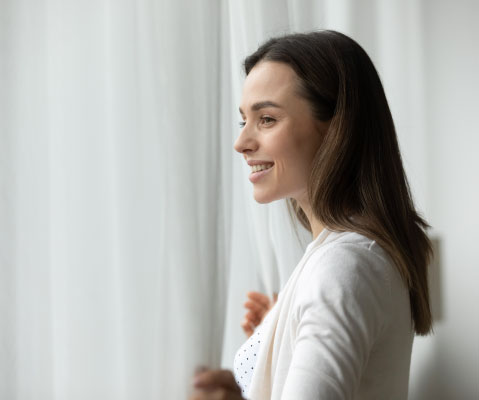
[250,163,274,173]
[249,164,274,183]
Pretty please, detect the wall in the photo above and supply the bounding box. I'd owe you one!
[409,1,479,398]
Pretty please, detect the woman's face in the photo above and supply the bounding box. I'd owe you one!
[234,61,329,206]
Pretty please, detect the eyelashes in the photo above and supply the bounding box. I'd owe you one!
[238,117,276,128]
[261,117,276,125]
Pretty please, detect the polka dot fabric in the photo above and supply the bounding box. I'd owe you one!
[233,309,273,399]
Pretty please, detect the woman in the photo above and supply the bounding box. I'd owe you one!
[190,30,432,400]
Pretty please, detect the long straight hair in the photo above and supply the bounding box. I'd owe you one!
[243,30,433,335]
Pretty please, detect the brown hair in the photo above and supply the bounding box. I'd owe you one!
[243,30,433,335]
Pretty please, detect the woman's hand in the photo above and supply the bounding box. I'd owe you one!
[241,291,278,337]
[189,366,245,400]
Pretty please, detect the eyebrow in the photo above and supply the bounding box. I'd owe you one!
[239,101,282,115]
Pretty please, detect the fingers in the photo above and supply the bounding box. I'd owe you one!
[242,307,263,334]
[242,291,279,337]
[249,310,263,326]
[241,318,254,337]
[247,291,270,309]
[195,365,209,375]
[193,368,242,395]
[244,299,268,316]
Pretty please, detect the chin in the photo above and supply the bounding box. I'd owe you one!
[253,188,279,204]
[254,197,272,204]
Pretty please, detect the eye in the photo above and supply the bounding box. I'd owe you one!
[239,121,246,128]
[260,116,275,125]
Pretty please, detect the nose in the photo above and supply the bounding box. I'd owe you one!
[234,125,258,155]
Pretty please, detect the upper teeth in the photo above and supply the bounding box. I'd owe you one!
[251,164,273,173]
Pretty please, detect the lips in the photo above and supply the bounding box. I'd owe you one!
[249,164,274,183]
[246,159,275,166]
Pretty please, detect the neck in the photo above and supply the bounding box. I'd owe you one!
[297,195,325,240]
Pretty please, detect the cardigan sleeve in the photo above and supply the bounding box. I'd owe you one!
[280,243,392,400]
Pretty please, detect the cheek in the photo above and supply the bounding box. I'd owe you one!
[269,125,320,177]
[284,139,313,170]
[295,133,321,166]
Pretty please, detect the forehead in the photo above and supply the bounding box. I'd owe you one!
[240,61,299,107]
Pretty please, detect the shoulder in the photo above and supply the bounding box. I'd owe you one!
[304,230,393,285]
[295,230,395,314]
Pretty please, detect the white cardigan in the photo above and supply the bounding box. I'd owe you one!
[246,228,414,400]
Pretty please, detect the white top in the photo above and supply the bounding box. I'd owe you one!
[234,228,414,400]
[233,305,274,396]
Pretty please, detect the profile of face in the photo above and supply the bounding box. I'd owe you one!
[234,61,329,206]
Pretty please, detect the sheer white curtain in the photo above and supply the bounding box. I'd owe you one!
[1,0,229,398]
[0,0,429,399]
